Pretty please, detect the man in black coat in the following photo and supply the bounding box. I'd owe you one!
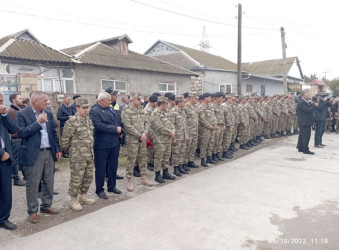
[296,92,315,154]
[313,95,327,148]
[0,92,18,230]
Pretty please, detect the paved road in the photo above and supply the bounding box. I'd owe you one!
[2,134,339,250]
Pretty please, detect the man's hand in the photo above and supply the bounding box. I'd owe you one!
[222,126,226,131]
[230,127,234,131]
[172,139,177,144]
[68,116,73,119]
[140,133,147,142]
[56,152,62,161]
[1,152,10,161]
[117,126,122,134]
[0,105,7,114]
[170,131,176,138]
[314,102,319,107]
[37,114,48,124]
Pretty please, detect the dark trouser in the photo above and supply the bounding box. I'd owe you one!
[314,120,325,146]
[332,118,336,132]
[11,138,23,181]
[94,145,120,194]
[24,150,55,214]
[0,160,12,222]
[297,126,311,152]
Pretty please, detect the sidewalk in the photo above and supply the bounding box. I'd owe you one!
[2,133,339,249]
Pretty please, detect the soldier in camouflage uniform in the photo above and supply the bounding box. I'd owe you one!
[150,97,176,183]
[121,93,153,192]
[246,97,258,147]
[221,94,235,158]
[263,96,273,139]
[169,95,189,176]
[286,93,296,135]
[279,95,289,136]
[184,92,199,169]
[211,92,226,162]
[272,95,281,137]
[230,95,240,151]
[61,99,96,211]
[238,95,250,150]
[198,93,216,167]
[144,95,158,171]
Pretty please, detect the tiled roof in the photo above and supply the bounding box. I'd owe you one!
[64,42,196,76]
[242,57,296,76]
[0,30,72,63]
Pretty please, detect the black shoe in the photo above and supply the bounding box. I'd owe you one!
[230,143,238,152]
[96,191,108,199]
[314,145,324,148]
[162,168,176,180]
[303,150,315,155]
[147,163,154,171]
[222,151,228,158]
[173,166,182,177]
[280,131,285,136]
[108,187,122,194]
[240,144,248,150]
[206,156,217,164]
[155,171,165,183]
[14,179,26,186]
[182,164,190,172]
[247,142,253,148]
[320,143,326,147]
[298,148,303,152]
[195,148,200,158]
[235,138,239,143]
[212,154,220,163]
[178,165,188,174]
[133,166,141,177]
[251,140,258,146]
[187,161,199,168]
[53,191,59,195]
[201,158,209,167]
[225,151,233,159]
[216,154,224,161]
[0,220,17,230]
[116,174,124,179]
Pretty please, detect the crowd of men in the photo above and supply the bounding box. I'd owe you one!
[1,88,339,231]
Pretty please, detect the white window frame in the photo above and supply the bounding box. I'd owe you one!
[158,82,177,94]
[101,79,127,95]
[38,77,76,93]
[219,84,232,94]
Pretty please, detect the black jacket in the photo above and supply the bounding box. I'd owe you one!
[297,98,314,126]
[313,100,327,121]
[57,104,75,127]
[0,114,18,159]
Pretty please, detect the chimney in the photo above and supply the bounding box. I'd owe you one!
[120,40,128,55]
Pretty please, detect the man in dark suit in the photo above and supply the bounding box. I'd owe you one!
[296,91,315,154]
[17,91,62,224]
[89,92,125,199]
[0,92,18,230]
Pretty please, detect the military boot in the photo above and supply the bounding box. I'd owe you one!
[195,148,200,157]
[230,143,238,152]
[246,142,253,148]
[240,144,249,150]
[206,156,217,164]
[173,166,182,177]
[201,158,209,167]
[141,175,153,187]
[216,153,224,161]
[127,178,134,192]
[280,131,285,136]
[226,150,233,159]
[69,198,83,211]
[79,194,96,205]
[155,171,165,184]
[133,166,141,177]
[182,164,190,172]
[162,168,176,180]
[178,165,188,174]
[187,161,199,168]
[212,154,220,163]
[147,163,154,172]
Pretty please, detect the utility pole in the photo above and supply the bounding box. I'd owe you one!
[280,27,288,94]
[237,3,242,95]
[323,70,329,81]
[199,26,211,52]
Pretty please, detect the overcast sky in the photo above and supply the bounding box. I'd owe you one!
[0,0,338,80]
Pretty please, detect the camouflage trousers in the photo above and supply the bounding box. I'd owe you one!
[232,124,238,142]
[147,146,154,164]
[238,124,249,145]
[223,128,233,151]
[69,161,94,198]
[186,133,198,162]
[172,139,186,166]
[293,115,299,132]
[154,142,171,172]
[213,125,224,154]
[199,127,213,158]
[279,114,287,131]
[325,119,332,132]
[197,126,201,150]
[249,121,256,139]
[273,115,279,132]
[126,141,147,179]
[263,120,270,135]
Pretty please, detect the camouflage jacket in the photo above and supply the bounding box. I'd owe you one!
[238,103,250,127]
[184,103,198,135]
[150,108,174,144]
[279,100,289,115]
[222,103,235,127]
[263,102,273,120]
[198,103,214,129]
[231,103,240,124]
[121,104,148,144]
[213,102,225,126]
[272,101,281,116]
[245,102,257,122]
[61,113,94,163]
[144,103,155,137]
[169,106,187,140]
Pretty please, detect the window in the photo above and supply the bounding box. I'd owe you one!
[38,78,75,93]
[101,79,127,95]
[219,84,232,94]
[246,84,252,92]
[159,82,176,94]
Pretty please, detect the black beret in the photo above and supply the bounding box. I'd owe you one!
[214,92,224,98]
[73,95,81,100]
[149,95,158,102]
[168,94,176,101]
[152,92,161,97]
[202,93,211,98]
[183,92,189,98]
[198,95,204,100]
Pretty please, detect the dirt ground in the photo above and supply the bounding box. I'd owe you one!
[0,136,289,244]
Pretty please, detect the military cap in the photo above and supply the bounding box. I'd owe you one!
[130,92,141,100]
[230,93,235,97]
[149,95,158,102]
[183,92,189,98]
[168,94,176,101]
[225,94,232,98]
[175,95,184,102]
[273,94,280,98]
[152,92,161,97]
[188,92,198,98]
[214,92,224,98]
[241,94,250,100]
[202,93,211,98]
[234,95,239,98]
[164,92,172,98]
[198,95,204,100]
[251,92,258,96]
[76,99,90,107]
[158,96,168,102]
[72,94,81,100]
